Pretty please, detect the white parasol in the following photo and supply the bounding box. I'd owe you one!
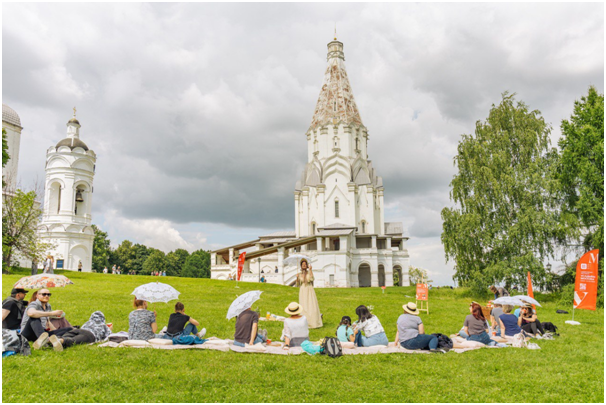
[227,290,263,320]
[283,254,313,268]
[513,295,542,307]
[131,282,180,303]
[493,296,526,306]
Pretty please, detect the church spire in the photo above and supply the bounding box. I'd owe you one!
[309,38,363,130]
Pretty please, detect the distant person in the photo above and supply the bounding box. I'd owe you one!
[20,289,71,351]
[117,266,122,274]
[112,265,117,274]
[490,303,504,336]
[31,260,38,276]
[275,266,279,273]
[499,305,522,337]
[162,271,166,277]
[260,276,266,283]
[78,261,82,272]
[353,305,388,347]
[282,302,309,348]
[233,307,267,347]
[2,288,29,330]
[128,299,158,341]
[336,315,355,343]
[103,267,108,274]
[489,285,509,299]
[460,302,496,346]
[163,302,206,340]
[395,302,441,351]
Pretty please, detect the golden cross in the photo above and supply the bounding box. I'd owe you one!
[73,106,77,117]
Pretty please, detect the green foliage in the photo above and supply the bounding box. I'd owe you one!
[408,266,432,285]
[142,249,166,275]
[2,129,9,188]
[132,244,152,274]
[1,272,603,402]
[442,93,561,293]
[2,187,52,269]
[557,86,604,287]
[91,225,111,272]
[113,240,135,271]
[182,249,210,278]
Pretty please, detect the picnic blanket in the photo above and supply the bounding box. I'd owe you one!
[97,336,504,355]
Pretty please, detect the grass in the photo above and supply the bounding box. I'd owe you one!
[2,271,604,402]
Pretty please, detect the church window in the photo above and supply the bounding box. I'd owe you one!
[335,199,340,218]
[361,221,366,233]
[355,138,359,150]
[312,223,316,235]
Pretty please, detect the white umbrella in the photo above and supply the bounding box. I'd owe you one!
[283,254,313,267]
[131,282,180,303]
[493,296,526,306]
[513,295,542,307]
[227,290,263,320]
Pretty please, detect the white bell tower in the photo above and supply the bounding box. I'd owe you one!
[38,109,96,272]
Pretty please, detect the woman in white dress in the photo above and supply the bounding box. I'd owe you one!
[296,259,322,329]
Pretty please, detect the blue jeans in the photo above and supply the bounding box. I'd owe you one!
[355,331,389,347]
[468,331,497,346]
[401,334,438,350]
[163,323,198,339]
[233,333,264,347]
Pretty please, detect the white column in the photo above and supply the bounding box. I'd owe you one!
[317,184,326,227]
[316,237,323,252]
[278,247,285,284]
[386,237,392,251]
[339,235,348,251]
[378,189,385,236]
[371,261,379,287]
[294,192,301,237]
[371,236,377,249]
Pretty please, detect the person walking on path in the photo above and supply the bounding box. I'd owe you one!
[78,261,82,272]
[296,259,322,329]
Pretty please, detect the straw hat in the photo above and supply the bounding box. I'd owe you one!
[284,302,302,316]
[403,302,420,315]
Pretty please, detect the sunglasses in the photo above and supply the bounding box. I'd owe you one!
[39,293,52,297]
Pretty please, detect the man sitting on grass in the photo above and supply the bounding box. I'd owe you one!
[2,288,29,330]
[20,289,72,351]
[233,307,267,347]
[162,302,206,340]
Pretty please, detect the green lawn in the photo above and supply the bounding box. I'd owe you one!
[2,271,604,402]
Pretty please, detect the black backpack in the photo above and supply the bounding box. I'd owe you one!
[321,337,343,358]
[431,333,453,350]
[541,322,558,333]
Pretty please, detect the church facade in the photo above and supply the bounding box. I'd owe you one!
[211,39,410,287]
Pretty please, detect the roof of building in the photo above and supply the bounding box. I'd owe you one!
[56,137,89,151]
[318,223,357,230]
[259,230,297,239]
[317,229,354,236]
[2,104,22,128]
[309,40,363,130]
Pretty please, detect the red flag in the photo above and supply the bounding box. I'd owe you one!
[236,252,246,281]
[527,272,535,310]
[573,249,600,311]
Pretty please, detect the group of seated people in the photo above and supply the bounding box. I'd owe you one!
[2,287,112,352]
[4,286,544,353]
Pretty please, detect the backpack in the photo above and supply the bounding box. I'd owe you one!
[511,332,527,348]
[321,336,343,358]
[541,322,558,333]
[431,333,453,350]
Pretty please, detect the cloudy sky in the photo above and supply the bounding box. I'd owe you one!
[3,2,603,285]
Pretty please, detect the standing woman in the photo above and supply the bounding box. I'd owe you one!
[296,259,322,329]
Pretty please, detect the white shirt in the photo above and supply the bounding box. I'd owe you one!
[282,316,309,340]
[355,315,385,337]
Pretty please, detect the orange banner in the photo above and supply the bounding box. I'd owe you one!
[573,249,600,311]
[237,252,246,281]
[527,272,536,310]
[416,283,428,301]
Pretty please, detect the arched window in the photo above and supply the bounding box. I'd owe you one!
[355,138,359,150]
[335,199,340,218]
[312,223,316,235]
[361,220,366,233]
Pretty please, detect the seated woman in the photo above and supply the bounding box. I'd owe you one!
[128,298,158,341]
[395,302,439,351]
[458,302,490,338]
[353,305,389,347]
[282,302,309,348]
[461,303,496,346]
[499,305,523,337]
[336,316,355,343]
[518,305,545,336]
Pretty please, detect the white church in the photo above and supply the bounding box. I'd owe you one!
[211,39,410,287]
[2,105,96,272]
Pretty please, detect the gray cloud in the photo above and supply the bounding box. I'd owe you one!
[3,3,603,285]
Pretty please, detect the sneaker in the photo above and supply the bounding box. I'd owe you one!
[259,329,268,342]
[49,335,63,352]
[197,328,207,338]
[429,349,446,354]
[33,332,50,350]
[160,326,168,334]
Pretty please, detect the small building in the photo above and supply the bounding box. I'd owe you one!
[211,38,410,287]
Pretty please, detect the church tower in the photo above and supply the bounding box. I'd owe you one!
[38,109,96,271]
[2,104,23,190]
[294,38,385,238]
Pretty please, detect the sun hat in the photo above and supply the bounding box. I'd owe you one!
[284,302,302,316]
[402,302,420,315]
